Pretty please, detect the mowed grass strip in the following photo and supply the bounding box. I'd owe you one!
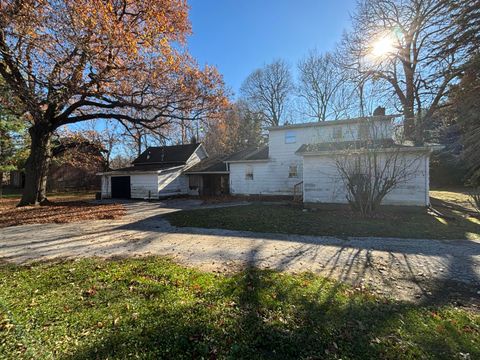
[165,202,480,240]
[0,257,478,359]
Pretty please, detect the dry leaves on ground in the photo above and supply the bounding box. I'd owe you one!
[0,198,126,228]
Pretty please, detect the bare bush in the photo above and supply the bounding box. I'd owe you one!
[334,120,424,215]
[469,188,480,215]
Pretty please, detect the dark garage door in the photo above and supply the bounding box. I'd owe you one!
[111,176,131,199]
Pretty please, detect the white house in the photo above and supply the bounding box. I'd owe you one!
[98,143,207,199]
[225,115,432,206]
[100,115,433,206]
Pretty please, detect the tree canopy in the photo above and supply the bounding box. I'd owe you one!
[0,0,227,205]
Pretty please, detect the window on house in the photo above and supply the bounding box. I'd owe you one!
[245,165,254,180]
[288,164,298,178]
[285,131,296,144]
[332,126,343,140]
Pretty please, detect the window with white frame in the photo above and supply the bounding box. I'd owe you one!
[285,131,296,144]
[288,164,298,178]
[332,126,343,140]
[245,165,254,180]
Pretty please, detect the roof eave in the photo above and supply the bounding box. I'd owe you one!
[267,115,401,131]
[97,170,162,176]
[225,159,270,163]
[184,171,230,175]
[298,146,433,157]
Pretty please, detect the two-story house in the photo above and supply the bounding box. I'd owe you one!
[225,115,432,206]
[100,115,432,206]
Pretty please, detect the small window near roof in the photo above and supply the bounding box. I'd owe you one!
[285,131,296,144]
[288,164,298,178]
[332,126,343,140]
[245,165,254,180]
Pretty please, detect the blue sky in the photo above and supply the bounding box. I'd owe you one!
[188,0,357,97]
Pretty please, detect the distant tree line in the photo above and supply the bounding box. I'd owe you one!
[212,0,479,185]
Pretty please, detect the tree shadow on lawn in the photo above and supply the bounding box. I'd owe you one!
[1,207,479,308]
[63,256,478,359]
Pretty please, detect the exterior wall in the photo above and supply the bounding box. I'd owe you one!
[302,152,430,206]
[158,168,189,197]
[229,119,394,196]
[185,146,208,169]
[100,144,206,199]
[101,175,111,198]
[229,161,301,195]
[130,174,159,199]
[101,171,189,199]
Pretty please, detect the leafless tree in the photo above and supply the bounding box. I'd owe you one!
[240,59,293,127]
[333,120,423,215]
[297,50,347,121]
[441,0,480,57]
[340,0,467,144]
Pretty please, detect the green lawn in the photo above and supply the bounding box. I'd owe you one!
[166,200,480,240]
[0,258,478,359]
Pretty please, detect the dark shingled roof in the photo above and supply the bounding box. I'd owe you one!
[224,146,269,162]
[113,164,183,172]
[296,139,409,154]
[132,143,200,165]
[185,155,228,173]
[185,146,269,174]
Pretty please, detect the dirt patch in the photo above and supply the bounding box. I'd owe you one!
[0,198,126,228]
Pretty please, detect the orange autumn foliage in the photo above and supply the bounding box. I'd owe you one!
[0,0,229,205]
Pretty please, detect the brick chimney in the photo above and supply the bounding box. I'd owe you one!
[373,106,386,116]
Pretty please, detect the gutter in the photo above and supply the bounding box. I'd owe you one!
[97,165,185,176]
[184,171,230,175]
[297,146,434,157]
[224,159,270,164]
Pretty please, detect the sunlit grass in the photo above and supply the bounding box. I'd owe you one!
[0,258,478,359]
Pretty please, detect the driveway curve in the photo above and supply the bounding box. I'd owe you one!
[1,199,479,305]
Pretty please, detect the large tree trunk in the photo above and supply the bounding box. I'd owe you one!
[403,62,416,141]
[18,124,52,206]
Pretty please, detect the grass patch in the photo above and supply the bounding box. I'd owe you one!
[0,257,478,359]
[166,190,480,240]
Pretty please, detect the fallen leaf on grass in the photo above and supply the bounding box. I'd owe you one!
[0,199,126,228]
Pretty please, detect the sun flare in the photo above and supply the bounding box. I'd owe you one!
[372,36,395,57]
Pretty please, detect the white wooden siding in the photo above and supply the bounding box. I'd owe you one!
[158,169,189,196]
[100,144,206,199]
[229,161,301,195]
[302,153,429,206]
[130,174,159,199]
[229,119,396,197]
[101,175,111,198]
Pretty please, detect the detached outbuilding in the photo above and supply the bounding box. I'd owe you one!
[98,143,207,199]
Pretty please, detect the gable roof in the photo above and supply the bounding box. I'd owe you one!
[184,155,229,174]
[184,146,270,174]
[132,143,201,165]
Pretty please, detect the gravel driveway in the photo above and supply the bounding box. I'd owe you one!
[1,199,479,306]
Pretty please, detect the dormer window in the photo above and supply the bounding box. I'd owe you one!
[332,127,343,140]
[285,131,296,144]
